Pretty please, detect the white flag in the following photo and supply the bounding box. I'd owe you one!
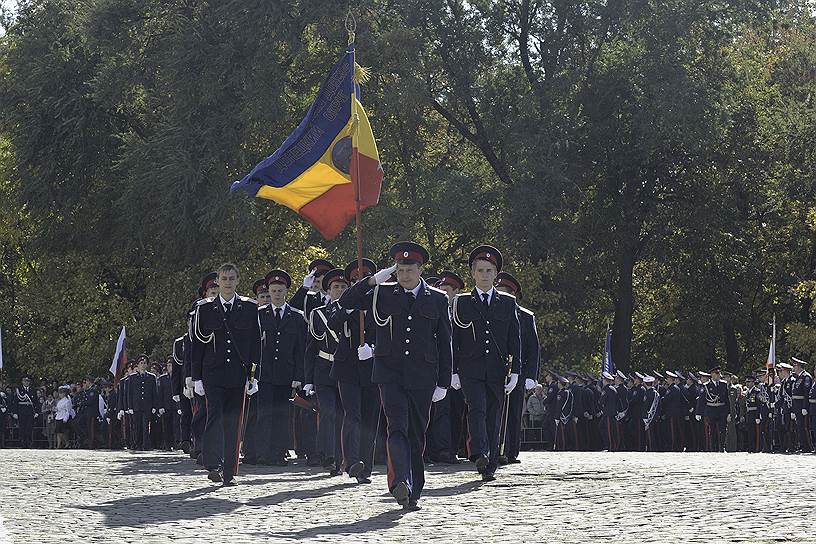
[766,315,776,368]
[109,326,126,377]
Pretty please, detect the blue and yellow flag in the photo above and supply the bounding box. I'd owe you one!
[231,43,383,239]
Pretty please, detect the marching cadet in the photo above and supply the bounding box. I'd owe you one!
[600,372,619,451]
[554,375,573,451]
[426,271,467,464]
[702,367,730,452]
[171,335,192,453]
[326,258,380,483]
[305,268,348,475]
[791,357,813,453]
[191,263,261,486]
[743,375,761,452]
[494,272,540,465]
[250,269,304,466]
[158,359,175,450]
[13,376,40,448]
[642,375,660,451]
[338,242,452,511]
[290,259,335,316]
[190,272,220,464]
[777,362,796,452]
[451,246,521,481]
[127,356,158,451]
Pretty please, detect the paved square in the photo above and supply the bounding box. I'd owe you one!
[0,449,813,543]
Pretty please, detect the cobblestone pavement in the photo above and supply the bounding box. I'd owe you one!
[1,449,815,543]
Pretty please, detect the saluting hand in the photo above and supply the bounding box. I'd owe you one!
[371,264,398,285]
[302,270,316,289]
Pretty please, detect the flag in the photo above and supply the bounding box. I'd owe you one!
[109,326,127,384]
[766,315,776,369]
[602,325,615,375]
[231,43,383,240]
[0,326,4,370]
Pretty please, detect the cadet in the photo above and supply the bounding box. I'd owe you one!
[627,373,646,451]
[305,268,348,475]
[191,263,261,486]
[338,242,452,511]
[642,375,660,451]
[190,272,220,463]
[290,259,335,316]
[13,376,40,448]
[600,372,619,451]
[494,272,540,465]
[777,362,796,452]
[326,258,380,483]
[128,357,158,451]
[554,375,573,451]
[702,366,730,452]
[158,359,175,450]
[743,375,761,453]
[663,371,689,452]
[451,246,521,481]
[245,270,304,465]
[791,357,813,452]
[171,334,192,453]
[253,278,272,306]
[426,271,467,464]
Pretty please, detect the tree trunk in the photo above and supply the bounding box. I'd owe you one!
[723,317,740,373]
[611,243,636,371]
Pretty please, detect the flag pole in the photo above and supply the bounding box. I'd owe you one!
[348,15,365,346]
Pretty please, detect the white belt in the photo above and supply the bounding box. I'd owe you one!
[792,395,806,400]
[706,402,725,407]
[318,351,334,362]
[746,407,757,412]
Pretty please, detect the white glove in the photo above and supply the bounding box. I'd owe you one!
[151,408,157,414]
[127,409,134,415]
[695,415,701,421]
[504,373,519,394]
[0,407,5,413]
[303,270,316,288]
[106,417,111,424]
[158,408,165,416]
[117,410,124,420]
[373,264,398,284]
[247,379,259,396]
[177,409,182,415]
[185,376,193,390]
[12,414,18,419]
[172,395,180,403]
[432,386,447,403]
[194,380,205,396]
[755,418,761,425]
[525,378,537,391]
[183,386,193,400]
[791,413,796,421]
[642,419,648,425]
[451,373,461,390]
[803,409,808,416]
[291,381,302,389]
[303,384,315,396]
[358,343,374,361]
[616,412,626,420]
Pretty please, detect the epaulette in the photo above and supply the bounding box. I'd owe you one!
[518,306,535,317]
[238,295,257,304]
[258,303,270,311]
[426,285,446,296]
[496,291,517,301]
[289,307,304,317]
[174,335,185,343]
[195,296,215,307]
[147,372,157,377]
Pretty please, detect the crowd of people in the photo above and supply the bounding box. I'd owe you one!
[3,240,813,512]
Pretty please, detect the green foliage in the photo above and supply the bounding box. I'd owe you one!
[0,0,815,381]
